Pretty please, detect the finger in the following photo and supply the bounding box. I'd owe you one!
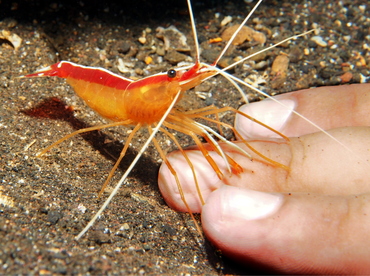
[158,127,370,212]
[158,150,226,212]
[202,185,370,274]
[236,83,370,139]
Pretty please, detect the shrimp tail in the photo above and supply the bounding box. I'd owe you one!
[23,62,62,78]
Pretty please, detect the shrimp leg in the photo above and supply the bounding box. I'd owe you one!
[37,120,134,157]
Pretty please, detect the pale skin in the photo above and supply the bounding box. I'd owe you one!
[158,83,370,274]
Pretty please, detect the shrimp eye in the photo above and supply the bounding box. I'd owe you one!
[167,69,177,78]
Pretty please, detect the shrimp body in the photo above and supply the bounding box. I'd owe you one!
[26,61,214,124]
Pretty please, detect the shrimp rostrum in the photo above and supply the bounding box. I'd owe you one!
[24,0,311,238]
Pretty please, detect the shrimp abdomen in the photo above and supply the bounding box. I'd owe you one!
[25,61,134,122]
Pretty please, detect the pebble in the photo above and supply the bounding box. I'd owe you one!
[47,210,63,224]
[121,223,130,230]
[138,37,146,44]
[288,46,304,63]
[0,30,22,51]
[164,50,188,64]
[117,58,135,74]
[156,44,165,56]
[221,25,266,45]
[200,48,219,63]
[220,15,232,26]
[252,31,266,45]
[115,40,131,54]
[89,230,111,244]
[248,48,267,62]
[271,55,289,75]
[310,36,328,47]
[144,56,152,65]
[156,26,190,52]
[253,60,268,70]
[270,55,290,89]
[340,72,353,83]
[217,57,234,68]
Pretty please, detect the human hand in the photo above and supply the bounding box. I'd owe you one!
[158,83,370,274]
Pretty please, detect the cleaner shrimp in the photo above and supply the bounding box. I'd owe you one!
[22,0,356,243]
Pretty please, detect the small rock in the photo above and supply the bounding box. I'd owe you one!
[201,48,219,63]
[310,36,328,47]
[117,58,135,74]
[319,67,338,79]
[89,230,111,244]
[156,44,165,56]
[289,46,304,63]
[217,57,234,68]
[116,40,131,54]
[220,15,232,26]
[121,223,130,230]
[47,210,63,224]
[340,71,353,83]
[208,37,222,44]
[252,30,266,44]
[0,30,22,51]
[271,55,289,75]
[221,25,266,45]
[163,224,177,236]
[156,25,190,52]
[144,56,152,65]
[143,243,151,251]
[329,76,342,85]
[270,55,290,89]
[253,60,268,70]
[248,48,267,62]
[138,37,146,44]
[164,50,188,64]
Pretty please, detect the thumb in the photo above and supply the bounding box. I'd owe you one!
[202,185,370,274]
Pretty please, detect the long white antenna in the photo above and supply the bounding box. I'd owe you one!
[76,91,182,240]
[187,0,200,63]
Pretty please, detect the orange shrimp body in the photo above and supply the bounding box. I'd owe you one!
[25,59,286,201]
[26,61,214,125]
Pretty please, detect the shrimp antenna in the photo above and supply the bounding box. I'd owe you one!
[226,73,356,154]
[212,0,264,66]
[200,29,316,102]
[76,90,182,240]
[187,0,200,63]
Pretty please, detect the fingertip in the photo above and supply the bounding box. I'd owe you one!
[158,150,226,213]
[235,98,296,139]
[202,185,283,252]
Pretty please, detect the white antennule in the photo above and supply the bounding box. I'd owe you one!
[75,90,182,240]
[186,0,200,63]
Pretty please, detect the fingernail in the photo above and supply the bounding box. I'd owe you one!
[235,98,296,139]
[219,186,283,221]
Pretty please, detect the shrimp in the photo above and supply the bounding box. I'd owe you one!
[24,0,316,239]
